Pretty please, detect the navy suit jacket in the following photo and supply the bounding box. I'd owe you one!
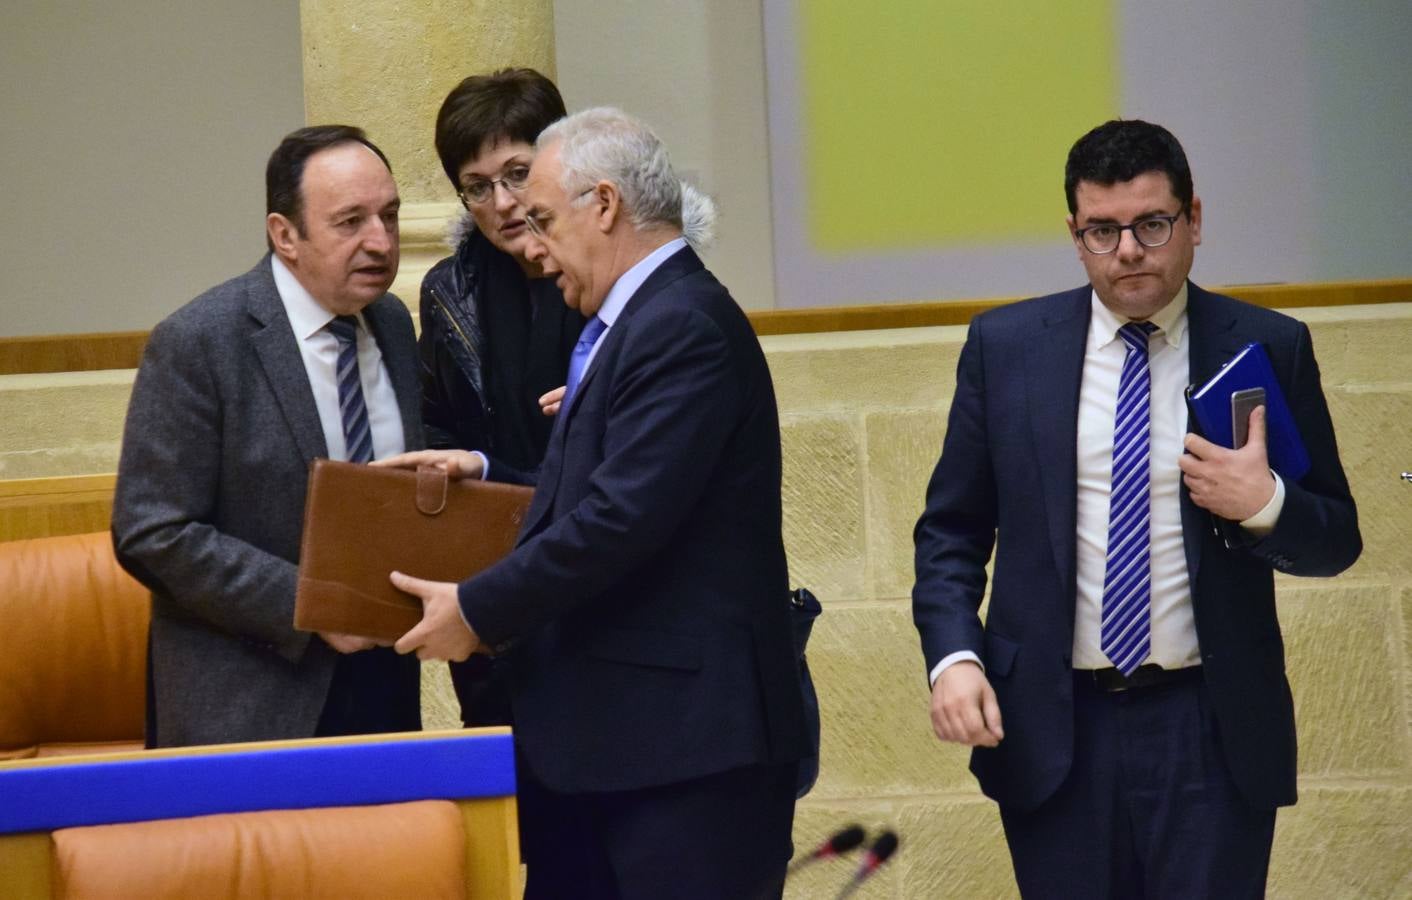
[459,246,810,793]
[913,282,1360,812]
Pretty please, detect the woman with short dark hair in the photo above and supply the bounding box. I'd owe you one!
[419,68,583,726]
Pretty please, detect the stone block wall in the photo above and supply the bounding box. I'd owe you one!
[1,302,1408,897]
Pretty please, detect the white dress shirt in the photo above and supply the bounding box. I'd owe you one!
[1071,287,1199,668]
[930,283,1285,684]
[271,256,405,461]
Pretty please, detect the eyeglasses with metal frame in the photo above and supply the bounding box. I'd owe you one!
[457,165,531,207]
[524,188,596,239]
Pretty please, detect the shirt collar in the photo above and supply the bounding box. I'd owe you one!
[270,255,360,340]
[595,236,688,328]
[1088,280,1188,352]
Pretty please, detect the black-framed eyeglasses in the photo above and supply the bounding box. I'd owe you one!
[524,188,596,239]
[1074,214,1182,254]
[457,165,531,207]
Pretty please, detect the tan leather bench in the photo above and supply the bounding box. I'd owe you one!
[0,730,521,898]
[0,531,147,760]
[0,534,521,897]
[52,799,468,898]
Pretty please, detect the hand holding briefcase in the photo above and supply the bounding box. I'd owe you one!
[294,459,533,643]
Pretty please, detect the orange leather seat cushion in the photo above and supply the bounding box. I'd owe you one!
[0,531,148,754]
[52,800,467,899]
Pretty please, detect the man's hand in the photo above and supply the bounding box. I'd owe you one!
[1179,405,1276,521]
[929,661,1004,747]
[390,571,479,662]
[370,449,484,481]
[320,631,379,654]
[538,385,566,416]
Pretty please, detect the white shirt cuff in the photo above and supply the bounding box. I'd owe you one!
[1240,471,1285,535]
[470,450,490,481]
[929,650,983,687]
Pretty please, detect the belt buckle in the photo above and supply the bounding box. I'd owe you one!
[1089,667,1135,692]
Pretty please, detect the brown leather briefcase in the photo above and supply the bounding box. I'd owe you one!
[294,459,533,642]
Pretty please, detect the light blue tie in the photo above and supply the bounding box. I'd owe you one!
[1101,321,1158,675]
[326,315,373,463]
[562,316,607,411]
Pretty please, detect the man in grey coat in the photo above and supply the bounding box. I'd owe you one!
[112,126,423,747]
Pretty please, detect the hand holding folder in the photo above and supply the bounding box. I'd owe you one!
[1180,341,1309,542]
[1186,341,1310,481]
[294,459,532,644]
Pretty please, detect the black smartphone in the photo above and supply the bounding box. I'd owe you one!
[1231,387,1266,449]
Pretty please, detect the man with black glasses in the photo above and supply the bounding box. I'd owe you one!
[912,119,1360,897]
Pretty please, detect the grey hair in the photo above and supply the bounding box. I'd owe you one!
[538,106,717,250]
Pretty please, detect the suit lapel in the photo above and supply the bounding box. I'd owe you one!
[363,299,424,451]
[558,246,703,428]
[245,258,328,463]
[521,408,570,540]
[1180,282,1246,582]
[521,246,704,540]
[1026,287,1091,600]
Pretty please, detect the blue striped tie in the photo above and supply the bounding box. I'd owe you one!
[1101,321,1158,675]
[562,316,607,411]
[326,315,373,463]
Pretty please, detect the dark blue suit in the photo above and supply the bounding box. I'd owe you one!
[913,282,1360,891]
[459,246,809,897]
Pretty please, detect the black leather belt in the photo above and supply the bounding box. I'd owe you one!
[1077,664,1202,693]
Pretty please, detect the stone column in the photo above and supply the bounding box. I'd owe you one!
[299,0,557,306]
[298,2,555,728]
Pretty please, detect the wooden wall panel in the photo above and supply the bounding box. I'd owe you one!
[0,476,115,543]
[2,280,1407,373]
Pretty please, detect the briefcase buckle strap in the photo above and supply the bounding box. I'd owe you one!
[415,465,449,515]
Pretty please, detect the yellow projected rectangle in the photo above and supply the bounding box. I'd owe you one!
[801,1,1117,252]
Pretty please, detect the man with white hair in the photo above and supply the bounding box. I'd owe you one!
[387,108,809,899]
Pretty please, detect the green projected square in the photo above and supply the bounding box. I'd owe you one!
[801,1,1117,252]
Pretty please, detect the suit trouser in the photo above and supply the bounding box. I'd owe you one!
[314,647,420,737]
[999,672,1275,900]
[518,758,797,900]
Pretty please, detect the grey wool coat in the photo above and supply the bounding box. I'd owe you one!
[112,255,424,746]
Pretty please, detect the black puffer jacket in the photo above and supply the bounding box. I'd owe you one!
[418,219,583,484]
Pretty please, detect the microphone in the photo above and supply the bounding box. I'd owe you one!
[834,830,899,899]
[788,824,867,872]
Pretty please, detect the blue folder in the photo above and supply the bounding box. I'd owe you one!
[1186,342,1310,481]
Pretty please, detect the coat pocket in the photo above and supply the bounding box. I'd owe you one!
[983,631,1020,678]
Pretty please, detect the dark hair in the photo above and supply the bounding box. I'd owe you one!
[265,125,392,245]
[1064,119,1193,217]
[434,68,566,190]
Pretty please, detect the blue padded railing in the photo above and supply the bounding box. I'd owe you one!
[0,730,515,834]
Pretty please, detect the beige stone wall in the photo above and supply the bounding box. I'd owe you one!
[2,302,1408,896]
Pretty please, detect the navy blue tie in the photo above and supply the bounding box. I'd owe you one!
[326,315,373,463]
[562,316,607,411]
[1101,321,1158,674]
